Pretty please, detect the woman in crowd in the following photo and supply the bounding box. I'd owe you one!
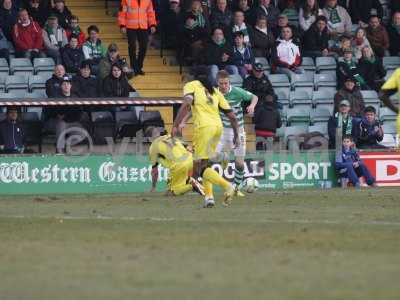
[102,63,135,97]
[351,27,372,60]
[299,0,323,32]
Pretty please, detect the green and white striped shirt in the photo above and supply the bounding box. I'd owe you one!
[220,86,254,128]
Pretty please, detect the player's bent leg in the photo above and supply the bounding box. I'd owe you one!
[234,157,245,197]
[202,167,234,206]
[172,184,194,195]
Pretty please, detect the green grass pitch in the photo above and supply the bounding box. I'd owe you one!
[1,188,400,300]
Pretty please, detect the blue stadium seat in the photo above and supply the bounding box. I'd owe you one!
[0,90,27,98]
[229,74,243,87]
[360,90,380,112]
[291,72,314,94]
[289,90,312,110]
[382,56,400,71]
[28,74,47,92]
[286,107,311,126]
[276,89,290,108]
[34,58,55,74]
[312,89,336,111]
[26,107,43,120]
[311,107,332,125]
[300,57,316,72]
[5,75,29,92]
[269,74,290,87]
[0,74,6,92]
[316,57,336,73]
[314,73,336,90]
[9,58,34,76]
[24,90,47,98]
[379,107,397,123]
[0,58,9,76]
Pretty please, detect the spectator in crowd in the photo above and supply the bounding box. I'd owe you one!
[271,26,304,78]
[299,0,323,32]
[82,25,106,75]
[365,15,389,58]
[235,0,252,22]
[272,14,301,45]
[243,62,278,107]
[51,0,72,29]
[250,0,280,28]
[181,0,210,63]
[302,15,331,59]
[72,60,98,98]
[349,0,382,26]
[330,34,351,57]
[0,28,10,62]
[12,9,46,61]
[337,49,368,89]
[328,99,359,149]
[210,0,232,33]
[358,46,386,91]
[46,64,66,97]
[204,27,238,85]
[102,62,135,97]
[386,11,400,56]
[251,15,275,58]
[65,15,85,47]
[334,77,365,116]
[230,10,253,46]
[278,0,298,15]
[0,107,25,154]
[25,0,49,27]
[335,135,376,187]
[42,15,68,64]
[232,31,254,78]
[62,35,84,73]
[391,0,400,14]
[322,0,352,38]
[356,106,385,149]
[160,0,181,49]
[0,0,18,41]
[351,28,372,60]
[118,0,157,76]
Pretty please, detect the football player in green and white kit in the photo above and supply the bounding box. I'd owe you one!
[216,70,258,196]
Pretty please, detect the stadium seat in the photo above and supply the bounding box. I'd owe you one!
[9,58,34,76]
[254,57,270,70]
[0,74,6,92]
[91,111,116,145]
[300,57,316,72]
[316,57,336,73]
[5,75,29,92]
[269,74,290,87]
[308,123,328,136]
[311,107,332,125]
[380,134,397,148]
[286,107,311,126]
[379,107,398,123]
[289,90,312,110]
[28,74,47,92]
[360,90,380,112]
[382,56,400,71]
[284,125,309,150]
[26,106,43,120]
[39,71,53,81]
[314,73,336,90]
[33,58,55,74]
[0,58,9,76]
[229,74,243,87]
[276,89,290,108]
[312,89,336,111]
[291,72,314,94]
[24,90,47,98]
[115,110,141,138]
[0,90,27,98]
[21,112,43,152]
[0,112,6,121]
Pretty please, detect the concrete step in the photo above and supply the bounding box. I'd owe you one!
[134,82,183,89]
[137,89,182,97]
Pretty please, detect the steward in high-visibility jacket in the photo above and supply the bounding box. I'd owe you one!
[118,0,157,30]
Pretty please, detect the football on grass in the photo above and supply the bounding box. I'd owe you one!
[242,177,259,193]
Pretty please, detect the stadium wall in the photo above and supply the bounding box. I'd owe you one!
[0,151,399,194]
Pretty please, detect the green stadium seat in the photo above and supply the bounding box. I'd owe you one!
[289,90,312,110]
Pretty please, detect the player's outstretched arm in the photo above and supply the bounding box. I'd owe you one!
[246,95,259,115]
[379,90,399,114]
[150,164,159,192]
[225,111,239,147]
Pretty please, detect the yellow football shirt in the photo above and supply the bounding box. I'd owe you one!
[382,68,400,94]
[149,135,191,169]
[183,80,231,129]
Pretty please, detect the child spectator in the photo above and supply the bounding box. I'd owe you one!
[272,26,304,78]
[72,60,98,98]
[0,0,18,41]
[230,10,253,46]
[12,9,46,62]
[335,135,376,187]
[62,35,84,73]
[46,64,66,97]
[334,77,365,117]
[328,99,359,148]
[322,0,352,38]
[337,49,368,89]
[0,28,10,62]
[387,12,400,56]
[51,0,72,29]
[299,0,323,32]
[251,15,275,59]
[204,27,238,85]
[26,0,49,27]
[356,106,385,149]
[42,15,68,64]
[210,0,232,33]
[0,107,25,154]
[272,14,301,45]
[351,28,372,60]
[232,31,254,78]
[358,46,386,91]
[365,15,389,58]
[65,15,85,47]
[82,25,106,75]
[102,62,135,97]
[303,15,331,59]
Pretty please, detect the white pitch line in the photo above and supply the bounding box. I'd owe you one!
[1,215,400,227]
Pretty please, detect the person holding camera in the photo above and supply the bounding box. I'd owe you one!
[356,106,385,149]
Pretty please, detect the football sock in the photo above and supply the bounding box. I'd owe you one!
[203,180,213,198]
[202,167,231,191]
[173,184,193,196]
[234,168,244,188]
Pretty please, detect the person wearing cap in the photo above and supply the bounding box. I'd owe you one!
[249,0,279,28]
[65,15,86,47]
[62,34,84,73]
[98,43,133,85]
[0,107,25,154]
[51,0,72,29]
[231,31,254,78]
[251,15,275,59]
[42,15,68,64]
[46,64,66,97]
[328,99,359,149]
[72,60,98,98]
[118,0,157,76]
[337,48,368,89]
[334,76,365,117]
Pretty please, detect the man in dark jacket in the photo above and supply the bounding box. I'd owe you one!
[46,64,66,97]
[386,12,400,56]
[366,15,390,58]
[51,0,72,29]
[62,35,84,73]
[0,107,25,154]
[160,0,182,49]
[210,0,232,33]
[254,94,282,137]
[250,15,275,59]
[356,106,385,149]
[243,62,278,107]
[303,16,331,59]
[349,0,383,25]
[72,60,98,98]
[249,0,279,28]
[205,27,238,85]
[334,77,365,116]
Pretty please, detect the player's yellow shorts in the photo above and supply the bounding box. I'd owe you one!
[168,157,193,195]
[192,125,222,160]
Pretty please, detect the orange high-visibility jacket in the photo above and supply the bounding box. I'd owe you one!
[118,0,157,29]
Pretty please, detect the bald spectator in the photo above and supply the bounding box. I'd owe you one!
[46,64,66,97]
[366,15,389,58]
[322,0,352,38]
[387,12,400,56]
